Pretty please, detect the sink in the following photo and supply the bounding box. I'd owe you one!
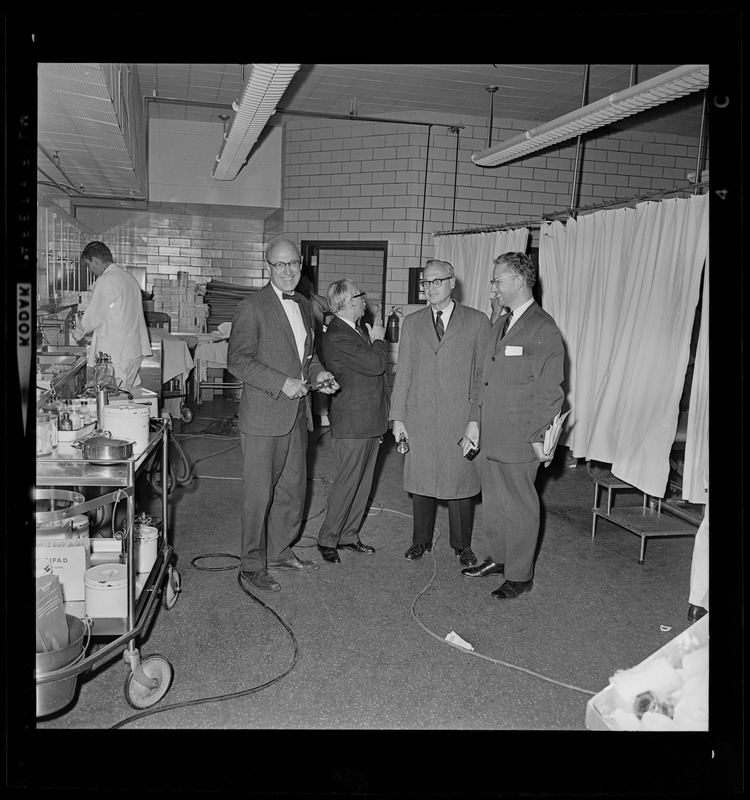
[37,344,86,355]
[37,354,82,368]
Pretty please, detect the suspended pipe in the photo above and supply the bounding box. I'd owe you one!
[569,65,590,212]
[693,90,708,195]
[485,86,499,148]
[38,144,84,193]
[419,127,432,266]
[450,126,461,229]
[275,106,464,130]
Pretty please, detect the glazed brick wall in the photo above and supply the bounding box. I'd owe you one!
[317,250,384,301]
[280,113,708,311]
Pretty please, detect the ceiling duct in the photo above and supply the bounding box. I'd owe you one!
[212,63,300,181]
[471,64,709,168]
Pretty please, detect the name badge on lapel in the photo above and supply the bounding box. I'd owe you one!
[505,345,523,356]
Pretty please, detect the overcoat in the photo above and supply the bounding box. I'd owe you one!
[227,283,324,436]
[389,301,490,499]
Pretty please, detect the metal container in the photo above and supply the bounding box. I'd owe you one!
[72,433,134,461]
[36,614,89,717]
[36,411,54,456]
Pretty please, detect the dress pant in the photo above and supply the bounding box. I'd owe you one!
[412,493,474,551]
[239,400,307,572]
[317,436,380,548]
[480,458,540,582]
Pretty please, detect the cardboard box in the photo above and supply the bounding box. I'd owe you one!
[35,537,90,603]
[585,615,709,731]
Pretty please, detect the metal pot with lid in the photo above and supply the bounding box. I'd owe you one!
[72,430,135,461]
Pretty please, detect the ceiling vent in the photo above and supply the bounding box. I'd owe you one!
[212,63,300,181]
[471,64,709,168]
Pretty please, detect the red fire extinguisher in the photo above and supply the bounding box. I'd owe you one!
[386,307,400,343]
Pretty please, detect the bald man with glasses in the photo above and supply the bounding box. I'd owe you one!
[228,237,338,593]
[389,259,491,568]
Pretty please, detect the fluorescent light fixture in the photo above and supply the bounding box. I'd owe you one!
[471,65,709,168]
[212,63,300,181]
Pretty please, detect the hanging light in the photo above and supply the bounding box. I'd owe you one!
[471,65,709,168]
[212,63,300,181]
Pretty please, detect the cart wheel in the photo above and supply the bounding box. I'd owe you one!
[180,406,194,424]
[124,655,174,709]
[162,566,182,610]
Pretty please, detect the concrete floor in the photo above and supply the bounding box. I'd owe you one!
[26,397,731,793]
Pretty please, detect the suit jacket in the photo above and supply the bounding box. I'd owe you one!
[227,283,324,436]
[471,301,564,463]
[389,301,490,498]
[321,316,390,439]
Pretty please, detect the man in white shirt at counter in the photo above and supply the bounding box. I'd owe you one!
[72,241,152,389]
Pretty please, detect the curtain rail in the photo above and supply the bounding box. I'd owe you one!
[434,180,710,237]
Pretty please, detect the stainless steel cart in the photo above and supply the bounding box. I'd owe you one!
[35,418,181,713]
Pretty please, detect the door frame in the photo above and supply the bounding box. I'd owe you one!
[300,240,388,324]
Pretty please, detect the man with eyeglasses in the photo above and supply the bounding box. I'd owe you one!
[389,259,491,568]
[463,251,564,599]
[228,237,338,593]
[316,279,389,564]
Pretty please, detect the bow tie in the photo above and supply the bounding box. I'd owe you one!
[282,292,300,303]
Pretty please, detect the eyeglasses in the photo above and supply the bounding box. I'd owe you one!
[489,275,517,288]
[271,259,302,270]
[419,277,452,290]
[351,291,366,300]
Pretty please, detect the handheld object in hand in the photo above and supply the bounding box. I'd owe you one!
[457,437,479,460]
[310,378,335,391]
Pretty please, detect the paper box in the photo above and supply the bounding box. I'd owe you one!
[35,537,90,603]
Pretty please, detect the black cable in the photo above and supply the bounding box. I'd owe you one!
[109,554,300,729]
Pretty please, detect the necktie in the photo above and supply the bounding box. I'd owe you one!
[500,310,513,339]
[435,310,444,341]
[282,292,300,303]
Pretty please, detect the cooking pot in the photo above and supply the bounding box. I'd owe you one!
[72,431,135,461]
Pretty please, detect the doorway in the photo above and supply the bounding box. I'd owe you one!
[300,240,388,325]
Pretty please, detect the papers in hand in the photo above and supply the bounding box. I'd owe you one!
[543,409,571,457]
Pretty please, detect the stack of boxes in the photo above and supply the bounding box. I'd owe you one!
[150,272,209,333]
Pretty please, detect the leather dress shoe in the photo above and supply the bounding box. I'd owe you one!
[491,579,533,599]
[454,547,478,567]
[338,540,376,554]
[267,555,320,572]
[239,568,280,593]
[461,558,504,578]
[687,603,708,622]
[404,543,432,560]
[317,545,341,564]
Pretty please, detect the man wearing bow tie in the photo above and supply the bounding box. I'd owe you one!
[228,237,338,593]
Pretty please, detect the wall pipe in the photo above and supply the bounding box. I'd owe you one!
[569,65,591,212]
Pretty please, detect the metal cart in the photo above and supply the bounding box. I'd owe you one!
[35,418,181,714]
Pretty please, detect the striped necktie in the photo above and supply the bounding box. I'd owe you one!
[435,310,444,341]
[500,310,513,339]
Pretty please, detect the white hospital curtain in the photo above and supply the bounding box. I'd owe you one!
[682,252,708,503]
[539,193,708,497]
[434,228,529,315]
[539,210,635,452]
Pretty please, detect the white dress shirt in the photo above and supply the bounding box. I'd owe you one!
[506,297,534,334]
[432,300,455,330]
[272,283,307,367]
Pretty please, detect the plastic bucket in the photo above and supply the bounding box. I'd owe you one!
[36,614,89,717]
[135,525,159,574]
[84,564,128,617]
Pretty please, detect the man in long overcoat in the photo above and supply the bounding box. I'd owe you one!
[389,259,490,568]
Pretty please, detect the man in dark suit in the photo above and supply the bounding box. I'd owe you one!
[227,238,339,592]
[463,252,564,599]
[316,279,389,563]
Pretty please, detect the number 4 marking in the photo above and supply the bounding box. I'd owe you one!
[715,189,728,200]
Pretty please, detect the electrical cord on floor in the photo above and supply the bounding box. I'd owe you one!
[109,421,592,729]
[109,552,299,730]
